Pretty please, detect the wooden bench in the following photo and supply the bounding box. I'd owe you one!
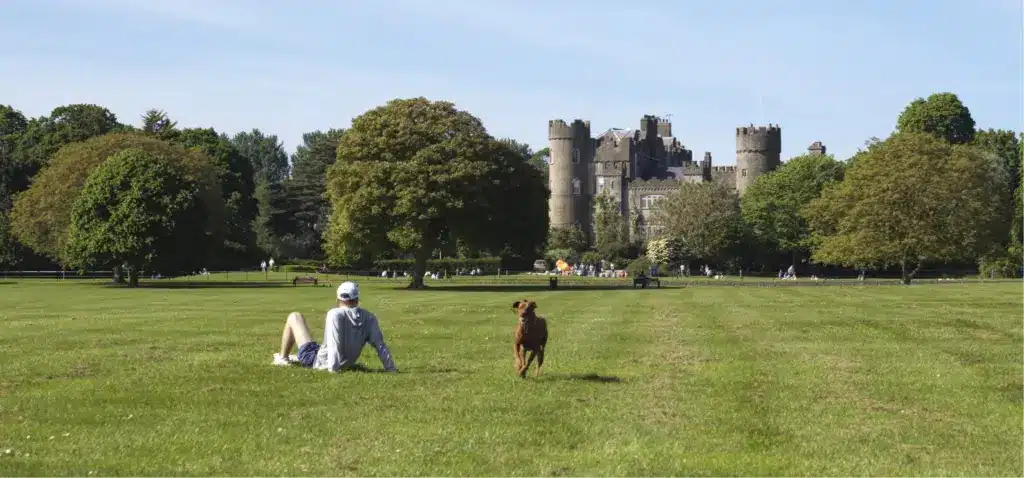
[632,276,661,289]
[292,276,319,287]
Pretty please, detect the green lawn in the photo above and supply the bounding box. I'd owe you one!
[0,278,1021,476]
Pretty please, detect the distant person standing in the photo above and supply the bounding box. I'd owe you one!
[261,260,267,273]
[268,257,275,272]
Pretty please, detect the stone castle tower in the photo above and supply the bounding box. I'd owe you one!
[548,119,594,240]
[735,124,782,195]
[546,115,798,245]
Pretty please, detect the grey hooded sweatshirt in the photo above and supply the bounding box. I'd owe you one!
[312,306,396,372]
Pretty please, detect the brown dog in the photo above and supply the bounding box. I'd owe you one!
[512,299,548,378]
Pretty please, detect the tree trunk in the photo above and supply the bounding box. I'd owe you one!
[112,265,126,284]
[407,246,430,289]
[128,267,140,287]
[900,260,920,285]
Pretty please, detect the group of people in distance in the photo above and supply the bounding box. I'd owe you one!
[272,281,398,373]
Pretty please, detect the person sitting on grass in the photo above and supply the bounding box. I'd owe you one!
[272,281,397,372]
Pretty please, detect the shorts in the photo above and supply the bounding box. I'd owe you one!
[297,341,320,367]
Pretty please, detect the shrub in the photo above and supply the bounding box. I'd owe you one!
[626,256,652,277]
[282,264,317,273]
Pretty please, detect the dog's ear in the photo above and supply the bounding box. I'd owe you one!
[511,300,521,310]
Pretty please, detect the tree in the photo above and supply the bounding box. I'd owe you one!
[740,153,845,264]
[324,97,525,288]
[896,92,976,145]
[529,147,550,186]
[473,138,550,263]
[972,129,1020,195]
[592,192,629,259]
[252,180,293,259]
[140,109,179,141]
[231,129,289,186]
[547,223,588,255]
[175,127,258,267]
[62,148,213,286]
[0,105,29,208]
[803,132,1008,284]
[652,182,744,266]
[10,132,226,265]
[284,128,345,259]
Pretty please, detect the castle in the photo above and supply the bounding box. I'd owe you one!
[547,114,826,244]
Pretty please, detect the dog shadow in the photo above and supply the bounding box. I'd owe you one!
[536,372,623,383]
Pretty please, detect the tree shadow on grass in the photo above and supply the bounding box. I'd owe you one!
[386,284,680,293]
[89,281,299,289]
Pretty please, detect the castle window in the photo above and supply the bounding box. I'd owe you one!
[572,148,580,164]
[640,194,665,210]
[572,178,581,195]
[596,177,605,194]
[741,169,747,177]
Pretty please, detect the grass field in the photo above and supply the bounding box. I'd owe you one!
[1,278,1021,476]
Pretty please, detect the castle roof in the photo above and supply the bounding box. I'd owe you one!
[599,128,636,143]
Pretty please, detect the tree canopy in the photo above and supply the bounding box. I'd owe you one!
[175,127,258,265]
[324,97,546,287]
[62,148,215,285]
[10,132,226,263]
[652,182,744,265]
[896,92,976,145]
[803,132,1008,283]
[740,153,845,261]
[285,128,345,259]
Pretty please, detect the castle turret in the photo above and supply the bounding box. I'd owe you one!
[548,119,593,237]
[735,124,782,195]
[657,117,672,137]
[808,141,826,156]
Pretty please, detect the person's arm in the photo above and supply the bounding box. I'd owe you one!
[319,311,343,372]
[366,315,397,372]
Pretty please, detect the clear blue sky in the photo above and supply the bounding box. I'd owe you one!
[2,0,1021,165]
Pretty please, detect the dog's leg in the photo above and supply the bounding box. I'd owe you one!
[513,343,523,371]
[521,350,536,378]
[534,346,545,378]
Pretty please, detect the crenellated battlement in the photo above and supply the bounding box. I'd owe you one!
[712,166,737,173]
[549,119,591,140]
[736,123,782,136]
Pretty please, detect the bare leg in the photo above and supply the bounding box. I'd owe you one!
[279,312,314,357]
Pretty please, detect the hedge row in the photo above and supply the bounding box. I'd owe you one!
[375,257,503,274]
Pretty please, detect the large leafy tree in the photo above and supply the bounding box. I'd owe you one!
[231,129,289,186]
[231,129,290,258]
[652,181,745,266]
[10,132,226,266]
[13,104,123,179]
[284,128,345,259]
[325,97,538,288]
[803,132,1008,284]
[972,128,1020,195]
[473,138,549,263]
[176,127,258,267]
[592,192,629,259]
[62,148,215,286]
[896,92,976,145]
[0,105,30,268]
[740,153,845,264]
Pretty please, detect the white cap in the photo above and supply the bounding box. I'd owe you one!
[337,281,359,301]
